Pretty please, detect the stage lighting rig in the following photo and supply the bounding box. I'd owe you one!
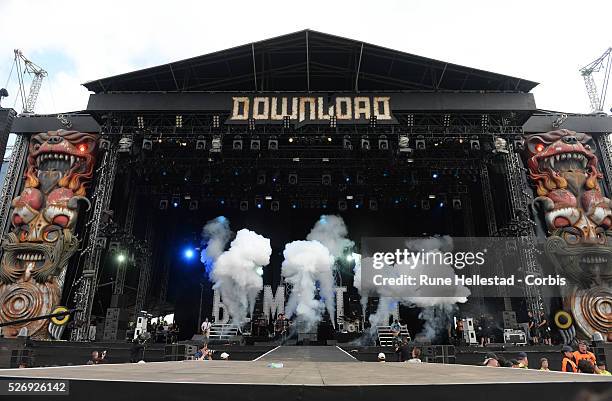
[343,135,353,150]
[118,135,133,153]
[268,136,278,150]
[330,115,337,128]
[171,196,180,208]
[288,173,298,185]
[369,116,377,128]
[142,137,152,151]
[361,136,370,150]
[210,136,222,153]
[213,115,220,128]
[233,135,243,150]
[251,136,260,151]
[470,138,481,151]
[137,116,144,129]
[175,115,183,128]
[196,136,206,150]
[378,135,389,150]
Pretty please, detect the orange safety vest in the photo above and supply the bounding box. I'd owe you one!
[562,357,577,373]
[573,351,596,366]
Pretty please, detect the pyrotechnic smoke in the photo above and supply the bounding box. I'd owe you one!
[200,216,232,273]
[211,229,272,325]
[306,215,354,259]
[281,240,335,330]
[353,236,470,342]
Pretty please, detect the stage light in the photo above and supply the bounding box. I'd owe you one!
[345,176,350,183]
[369,200,378,211]
[432,172,439,179]
[338,200,348,211]
[369,116,377,128]
[330,116,337,128]
[346,195,354,200]
[210,136,222,153]
[248,118,255,131]
[256,266,264,276]
[361,137,370,150]
[99,138,111,150]
[322,174,331,186]
[219,199,225,206]
[415,137,426,150]
[327,137,332,142]
[291,201,298,209]
[175,115,183,128]
[421,200,431,210]
[196,137,206,150]
[268,137,278,150]
[189,200,199,211]
[171,196,180,208]
[255,196,263,209]
[233,136,243,150]
[288,137,294,143]
[251,138,260,150]
[343,135,352,150]
[184,248,195,259]
[159,200,168,210]
[240,201,249,211]
[271,201,280,212]
[283,116,291,129]
[257,171,266,185]
[118,135,133,153]
[288,173,298,185]
[137,116,145,129]
[346,254,354,262]
[470,139,481,150]
[117,253,126,263]
[378,135,389,150]
[452,198,462,210]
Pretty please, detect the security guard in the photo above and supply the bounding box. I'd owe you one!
[561,345,577,373]
[573,340,597,366]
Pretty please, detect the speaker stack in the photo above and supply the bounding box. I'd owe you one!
[423,345,456,364]
[164,344,198,361]
[462,318,478,345]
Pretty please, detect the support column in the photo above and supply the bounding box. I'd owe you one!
[134,213,154,315]
[0,133,28,238]
[595,133,612,192]
[499,140,543,314]
[71,139,119,341]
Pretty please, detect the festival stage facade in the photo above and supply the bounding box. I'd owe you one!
[0,30,611,367]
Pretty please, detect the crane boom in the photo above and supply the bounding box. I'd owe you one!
[13,49,47,114]
[580,47,612,112]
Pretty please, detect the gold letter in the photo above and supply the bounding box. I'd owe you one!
[373,96,392,120]
[231,97,249,120]
[336,97,352,120]
[271,97,288,120]
[252,97,270,120]
[354,97,371,120]
[317,97,332,120]
[299,97,316,122]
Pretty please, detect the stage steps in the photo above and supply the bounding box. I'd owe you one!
[377,325,411,347]
[209,323,241,341]
[256,345,358,362]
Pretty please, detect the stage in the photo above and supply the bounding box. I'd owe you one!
[0,346,610,401]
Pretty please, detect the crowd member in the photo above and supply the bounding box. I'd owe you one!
[539,357,550,371]
[390,319,401,335]
[201,318,212,340]
[377,352,386,362]
[274,313,289,340]
[537,311,551,345]
[596,361,611,375]
[483,355,499,367]
[220,352,230,360]
[406,347,422,363]
[398,337,411,362]
[455,319,464,345]
[87,350,106,365]
[510,359,521,368]
[194,344,213,361]
[516,352,528,369]
[393,333,404,361]
[497,357,512,368]
[561,345,578,373]
[573,340,597,366]
[478,314,493,346]
[577,359,596,374]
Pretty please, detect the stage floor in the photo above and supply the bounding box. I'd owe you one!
[0,346,610,401]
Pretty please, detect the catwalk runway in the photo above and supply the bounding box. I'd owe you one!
[0,347,610,401]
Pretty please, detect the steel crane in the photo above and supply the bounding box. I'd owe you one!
[580,47,612,113]
[13,49,47,114]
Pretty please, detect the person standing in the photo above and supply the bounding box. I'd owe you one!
[561,345,577,373]
[537,311,551,346]
[539,357,550,371]
[573,340,597,366]
[527,311,538,345]
[201,318,212,341]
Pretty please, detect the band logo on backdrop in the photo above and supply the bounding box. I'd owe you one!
[0,130,98,339]
[228,95,394,125]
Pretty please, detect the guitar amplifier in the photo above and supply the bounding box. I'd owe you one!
[503,329,526,345]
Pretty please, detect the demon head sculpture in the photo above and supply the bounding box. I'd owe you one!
[524,129,612,340]
[0,130,97,338]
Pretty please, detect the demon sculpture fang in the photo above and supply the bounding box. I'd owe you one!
[524,129,612,340]
[0,130,98,339]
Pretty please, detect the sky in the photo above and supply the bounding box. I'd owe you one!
[0,0,611,115]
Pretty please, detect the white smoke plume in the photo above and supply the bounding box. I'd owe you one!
[211,229,272,325]
[281,240,335,331]
[353,236,470,342]
[200,216,232,271]
[306,215,354,259]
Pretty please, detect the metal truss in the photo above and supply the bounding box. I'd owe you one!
[134,213,154,315]
[499,140,543,313]
[595,134,612,194]
[0,133,28,238]
[71,139,119,341]
[113,189,137,296]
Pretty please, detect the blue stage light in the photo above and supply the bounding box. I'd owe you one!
[184,248,195,259]
[432,172,438,179]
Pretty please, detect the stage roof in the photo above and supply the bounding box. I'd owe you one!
[83,30,538,93]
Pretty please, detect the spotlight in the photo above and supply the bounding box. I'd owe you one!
[183,248,195,259]
[196,137,206,150]
[233,136,243,150]
[470,139,481,151]
[118,135,133,153]
[378,135,389,150]
[251,138,260,151]
[322,174,332,186]
[159,200,168,210]
[99,138,111,150]
[288,137,294,143]
[137,116,145,129]
[432,172,439,179]
[283,116,291,129]
[330,115,337,128]
[343,135,352,150]
[255,196,263,209]
[248,118,255,131]
[213,115,220,128]
[361,137,370,150]
[142,137,153,151]
[171,196,180,208]
[257,171,266,185]
[210,136,222,153]
[327,137,332,143]
[415,138,426,150]
[452,198,462,210]
[175,115,183,128]
[346,254,354,262]
[239,201,249,211]
[338,200,348,211]
[369,115,377,128]
[117,253,127,263]
[288,173,298,185]
[271,201,280,212]
[268,138,278,150]
[188,200,199,211]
